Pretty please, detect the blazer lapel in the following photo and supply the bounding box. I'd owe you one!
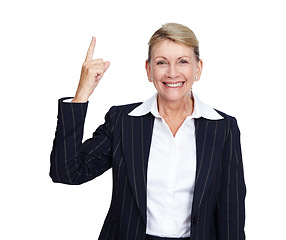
[192,117,220,217]
[122,113,154,224]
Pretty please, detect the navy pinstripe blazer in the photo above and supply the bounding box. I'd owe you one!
[50,98,246,240]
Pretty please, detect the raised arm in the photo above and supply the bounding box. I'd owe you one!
[50,38,112,185]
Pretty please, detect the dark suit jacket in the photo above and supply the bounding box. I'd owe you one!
[50,98,246,240]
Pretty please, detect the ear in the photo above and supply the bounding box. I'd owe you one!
[145,60,152,82]
[195,59,203,81]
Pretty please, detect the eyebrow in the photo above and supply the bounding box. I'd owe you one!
[154,56,192,60]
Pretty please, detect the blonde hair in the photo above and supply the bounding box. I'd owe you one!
[148,23,200,62]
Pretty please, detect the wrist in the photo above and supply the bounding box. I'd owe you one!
[72,92,89,103]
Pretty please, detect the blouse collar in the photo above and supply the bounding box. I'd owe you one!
[128,91,223,120]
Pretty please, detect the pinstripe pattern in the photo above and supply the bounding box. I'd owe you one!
[190,114,246,240]
[50,99,246,240]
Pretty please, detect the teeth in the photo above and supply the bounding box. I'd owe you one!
[164,82,184,87]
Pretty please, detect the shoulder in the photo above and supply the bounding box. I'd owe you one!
[102,102,153,135]
[214,109,236,122]
[107,102,143,116]
[103,102,143,128]
[214,109,239,125]
[213,109,240,138]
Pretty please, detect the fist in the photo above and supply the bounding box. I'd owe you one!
[73,37,110,102]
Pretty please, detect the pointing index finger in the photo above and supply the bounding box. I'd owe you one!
[85,37,96,61]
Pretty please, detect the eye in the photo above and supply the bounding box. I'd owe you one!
[179,59,189,64]
[156,60,167,65]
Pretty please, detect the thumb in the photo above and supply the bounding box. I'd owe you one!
[103,61,110,72]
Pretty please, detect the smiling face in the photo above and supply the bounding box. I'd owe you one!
[146,39,203,103]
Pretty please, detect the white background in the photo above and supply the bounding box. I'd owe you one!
[1,0,285,239]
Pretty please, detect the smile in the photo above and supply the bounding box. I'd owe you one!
[163,82,185,88]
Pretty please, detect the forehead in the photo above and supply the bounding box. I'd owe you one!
[152,39,194,58]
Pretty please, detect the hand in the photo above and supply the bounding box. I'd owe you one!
[73,37,110,102]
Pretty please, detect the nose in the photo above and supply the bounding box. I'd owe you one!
[166,63,179,79]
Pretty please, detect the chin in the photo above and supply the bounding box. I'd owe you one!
[158,91,190,102]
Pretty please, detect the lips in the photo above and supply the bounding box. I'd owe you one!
[163,82,185,88]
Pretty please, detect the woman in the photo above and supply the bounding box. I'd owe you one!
[50,23,246,240]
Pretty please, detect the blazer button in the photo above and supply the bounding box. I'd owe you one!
[192,217,199,225]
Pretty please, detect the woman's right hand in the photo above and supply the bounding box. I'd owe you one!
[72,37,110,103]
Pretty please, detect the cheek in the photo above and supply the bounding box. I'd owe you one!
[183,67,196,79]
[151,67,165,80]
[186,71,195,80]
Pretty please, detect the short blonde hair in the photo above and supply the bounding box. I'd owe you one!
[148,23,200,62]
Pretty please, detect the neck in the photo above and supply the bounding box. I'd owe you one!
[157,94,194,119]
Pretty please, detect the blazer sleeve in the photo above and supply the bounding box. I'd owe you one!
[218,117,246,240]
[50,98,114,185]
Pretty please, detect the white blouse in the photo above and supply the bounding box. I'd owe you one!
[128,92,223,238]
